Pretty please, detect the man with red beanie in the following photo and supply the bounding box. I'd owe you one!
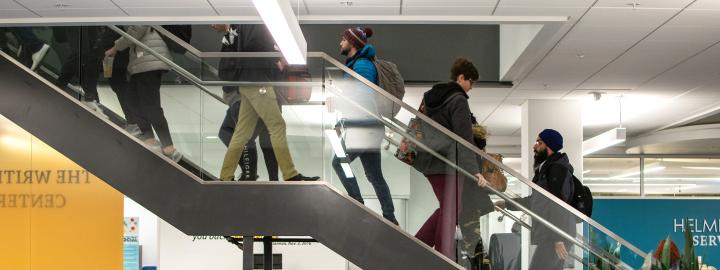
[331,26,398,225]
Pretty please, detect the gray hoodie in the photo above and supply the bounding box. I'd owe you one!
[114,25,171,75]
[412,82,480,176]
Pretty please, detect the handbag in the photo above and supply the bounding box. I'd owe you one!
[394,101,425,165]
[481,153,507,192]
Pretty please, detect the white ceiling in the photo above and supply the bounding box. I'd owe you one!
[3,0,720,153]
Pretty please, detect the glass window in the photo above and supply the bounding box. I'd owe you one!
[643,158,720,196]
[583,157,641,196]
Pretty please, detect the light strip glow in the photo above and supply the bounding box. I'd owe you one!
[610,165,665,179]
[340,163,354,178]
[682,166,720,171]
[582,127,626,156]
[325,129,346,158]
[251,0,307,64]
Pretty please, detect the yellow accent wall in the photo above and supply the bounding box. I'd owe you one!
[0,115,123,270]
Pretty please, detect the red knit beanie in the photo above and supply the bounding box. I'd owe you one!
[343,27,374,49]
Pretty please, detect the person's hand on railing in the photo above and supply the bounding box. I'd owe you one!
[476,173,489,188]
[105,47,117,58]
[555,241,568,260]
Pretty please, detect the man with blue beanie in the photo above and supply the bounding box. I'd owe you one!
[331,27,398,225]
[496,129,576,270]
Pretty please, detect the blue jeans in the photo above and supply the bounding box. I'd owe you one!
[332,149,395,220]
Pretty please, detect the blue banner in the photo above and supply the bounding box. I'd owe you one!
[593,198,720,268]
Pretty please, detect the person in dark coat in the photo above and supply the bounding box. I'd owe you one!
[413,58,488,261]
[496,129,576,270]
[213,24,279,181]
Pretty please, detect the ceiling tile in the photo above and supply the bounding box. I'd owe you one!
[596,0,694,9]
[402,0,497,7]
[516,7,680,91]
[497,0,594,8]
[0,1,25,9]
[123,7,217,16]
[214,6,257,16]
[636,43,720,97]
[208,0,253,6]
[0,9,37,18]
[402,6,493,15]
[113,0,210,8]
[33,8,126,17]
[15,0,117,9]
[688,0,720,10]
[306,6,398,15]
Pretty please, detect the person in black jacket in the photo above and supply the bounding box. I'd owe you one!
[496,129,576,270]
[413,58,488,261]
[55,26,108,116]
[217,24,317,182]
[213,24,279,181]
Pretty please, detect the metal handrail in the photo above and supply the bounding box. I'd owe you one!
[117,24,647,260]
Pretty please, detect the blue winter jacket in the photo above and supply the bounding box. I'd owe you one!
[345,45,378,84]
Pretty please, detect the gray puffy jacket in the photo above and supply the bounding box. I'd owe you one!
[114,25,172,75]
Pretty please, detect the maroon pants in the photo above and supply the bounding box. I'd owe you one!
[415,174,464,261]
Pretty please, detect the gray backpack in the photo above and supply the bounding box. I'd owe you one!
[373,59,405,118]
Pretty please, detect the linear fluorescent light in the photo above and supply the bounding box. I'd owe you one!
[251,0,307,65]
[610,165,665,179]
[682,166,720,171]
[583,127,626,156]
[325,129,346,158]
[583,170,591,174]
[340,163,354,178]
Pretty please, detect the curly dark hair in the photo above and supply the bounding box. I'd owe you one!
[450,58,479,81]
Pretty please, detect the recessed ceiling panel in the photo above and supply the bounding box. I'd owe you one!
[33,8,127,17]
[113,0,210,8]
[0,9,37,18]
[124,7,217,16]
[402,6,493,15]
[15,0,117,9]
[0,1,26,9]
[214,6,258,16]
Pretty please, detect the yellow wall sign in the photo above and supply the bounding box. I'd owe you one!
[0,115,123,270]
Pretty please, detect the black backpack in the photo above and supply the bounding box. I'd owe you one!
[160,25,192,54]
[570,174,593,218]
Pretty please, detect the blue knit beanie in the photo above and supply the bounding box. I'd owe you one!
[539,129,563,152]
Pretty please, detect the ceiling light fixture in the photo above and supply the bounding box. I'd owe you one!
[251,0,307,65]
[583,95,626,156]
[583,127,626,156]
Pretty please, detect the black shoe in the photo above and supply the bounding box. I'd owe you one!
[286,174,320,181]
[385,216,399,226]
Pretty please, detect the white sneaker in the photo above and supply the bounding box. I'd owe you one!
[143,139,162,152]
[82,100,109,120]
[124,124,142,137]
[30,44,50,71]
[164,149,183,162]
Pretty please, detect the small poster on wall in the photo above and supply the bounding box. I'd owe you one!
[124,217,141,270]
